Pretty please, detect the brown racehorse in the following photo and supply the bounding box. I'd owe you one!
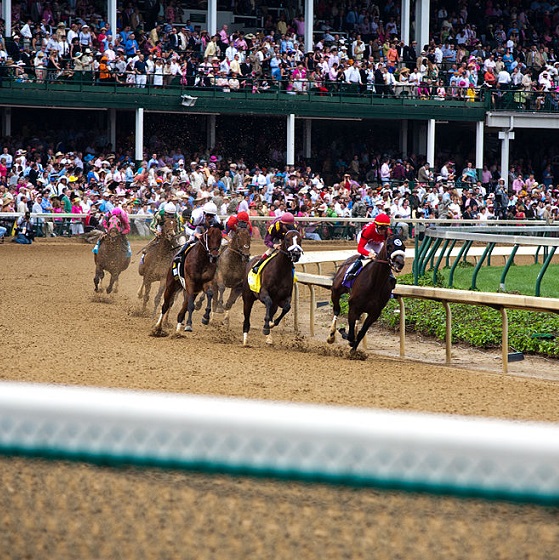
[327,233,406,352]
[152,225,222,334]
[93,216,131,294]
[137,216,182,315]
[242,229,303,346]
[214,224,252,324]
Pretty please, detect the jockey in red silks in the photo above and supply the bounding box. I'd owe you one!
[225,210,253,236]
[251,212,295,273]
[345,212,391,281]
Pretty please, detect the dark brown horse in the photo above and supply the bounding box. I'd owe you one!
[214,224,252,324]
[93,216,131,294]
[327,234,406,352]
[153,225,222,334]
[242,229,303,346]
[137,216,182,315]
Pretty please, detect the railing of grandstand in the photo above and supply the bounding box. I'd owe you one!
[0,66,493,106]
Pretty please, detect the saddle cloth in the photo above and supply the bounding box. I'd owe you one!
[248,253,298,294]
[172,243,196,289]
[342,257,371,289]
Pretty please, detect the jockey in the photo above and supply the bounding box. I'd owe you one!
[225,210,253,236]
[345,212,391,281]
[174,201,222,260]
[93,207,132,255]
[251,212,295,274]
[149,201,183,238]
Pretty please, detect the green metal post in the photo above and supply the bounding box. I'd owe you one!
[535,247,557,297]
[444,239,457,269]
[448,241,472,288]
[499,245,520,292]
[433,239,451,285]
[415,236,433,282]
[470,243,494,291]
[421,238,443,276]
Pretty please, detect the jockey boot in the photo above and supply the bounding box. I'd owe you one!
[345,258,363,281]
[174,240,193,263]
[251,255,267,274]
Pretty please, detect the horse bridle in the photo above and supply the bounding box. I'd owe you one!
[201,228,221,263]
[375,243,406,271]
[280,231,304,262]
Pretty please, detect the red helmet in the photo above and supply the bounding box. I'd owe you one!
[237,211,249,222]
[280,212,295,224]
[374,213,391,226]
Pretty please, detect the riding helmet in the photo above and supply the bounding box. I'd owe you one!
[203,201,218,215]
[163,202,176,214]
[374,213,391,226]
[237,211,249,222]
[280,212,295,224]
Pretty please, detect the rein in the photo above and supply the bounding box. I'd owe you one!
[228,246,251,261]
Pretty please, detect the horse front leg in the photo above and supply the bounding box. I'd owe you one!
[152,281,165,318]
[350,312,378,353]
[271,298,291,329]
[94,266,104,292]
[261,293,274,336]
[140,279,151,311]
[184,293,196,332]
[201,287,213,325]
[347,306,360,347]
[153,280,178,335]
[242,291,256,346]
[215,280,226,313]
[106,273,117,294]
[223,284,243,327]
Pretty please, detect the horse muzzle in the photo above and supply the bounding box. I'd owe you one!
[289,251,303,263]
[390,251,406,273]
[209,252,220,264]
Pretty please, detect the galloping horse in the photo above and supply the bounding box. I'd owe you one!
[242,229,303,345]
[327,234,406,352]
[153,225,222,334]
[137,216,181,315]
[214,224,252,324]
[93,215,131,294]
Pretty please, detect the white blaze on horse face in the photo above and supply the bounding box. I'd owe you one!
[287,234,303,253]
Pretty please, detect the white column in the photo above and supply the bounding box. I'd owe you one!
[426,119,435,167]
[108,0,117,43]
[108,108,116,153]
[400,119,408,158]
[475,120,484,179]
[303,119,312,159]
[135,108,144,165]
[286,114,295,166]
[415,0,430,51]
[401,0,411,46]
[499,130,514,190]
[304,0,314,54]
[207,115,216,150]
[3,108,12,137]
[208,0,217,37]
[3,0,11,39]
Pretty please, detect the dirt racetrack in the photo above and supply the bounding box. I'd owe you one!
[2,238,559,559]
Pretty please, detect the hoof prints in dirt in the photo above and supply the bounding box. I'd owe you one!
[283,337,368,361]
[91,294,113,304]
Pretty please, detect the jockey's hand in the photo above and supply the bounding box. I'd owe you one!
[368,250,377,259]
[273,243,281,250]
[156,231,162,237]
[195,232,203,239]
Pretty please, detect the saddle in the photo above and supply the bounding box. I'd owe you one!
[342,258,371,289]
[248,253,297,294]
[172,243,196,289]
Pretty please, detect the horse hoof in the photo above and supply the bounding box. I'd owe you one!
[326,334,335,344]
[201,317,210,326]
[266,334,274,345]
[184,325,193,332]
[263,327,270,336]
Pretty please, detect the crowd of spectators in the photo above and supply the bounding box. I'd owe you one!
[1,0,559,108]
[1,141,559,245]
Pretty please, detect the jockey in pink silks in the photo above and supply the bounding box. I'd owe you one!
[92,207,132,256]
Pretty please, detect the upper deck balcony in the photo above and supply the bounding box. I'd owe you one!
[0,71,492,122]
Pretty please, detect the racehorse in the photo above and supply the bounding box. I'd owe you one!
[93,215,131,294]
[327,233,406,352]
[153,225,222,334]
[137,216,181,315]
[242,229,303,345]
[213,224,252,324]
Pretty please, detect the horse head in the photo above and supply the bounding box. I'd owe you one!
[385,234,406,273]
[281,229,304,263]
[203,225,223,263]
[106,215,123,240]
[230,224,252,262]
[162,216,177,242]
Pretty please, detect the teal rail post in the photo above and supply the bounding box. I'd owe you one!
[444,239,457,269]
[448,241,473,288]
[421,238,443,276]
[416,237,433,286]
[535,247,557,297]
[499,245,520,292]
[413,234,420,284]
[433,239,451,285]
[470,242,495,290]
[487,243,497,267]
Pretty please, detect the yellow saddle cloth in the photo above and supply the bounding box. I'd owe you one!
[247,253,298,294]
